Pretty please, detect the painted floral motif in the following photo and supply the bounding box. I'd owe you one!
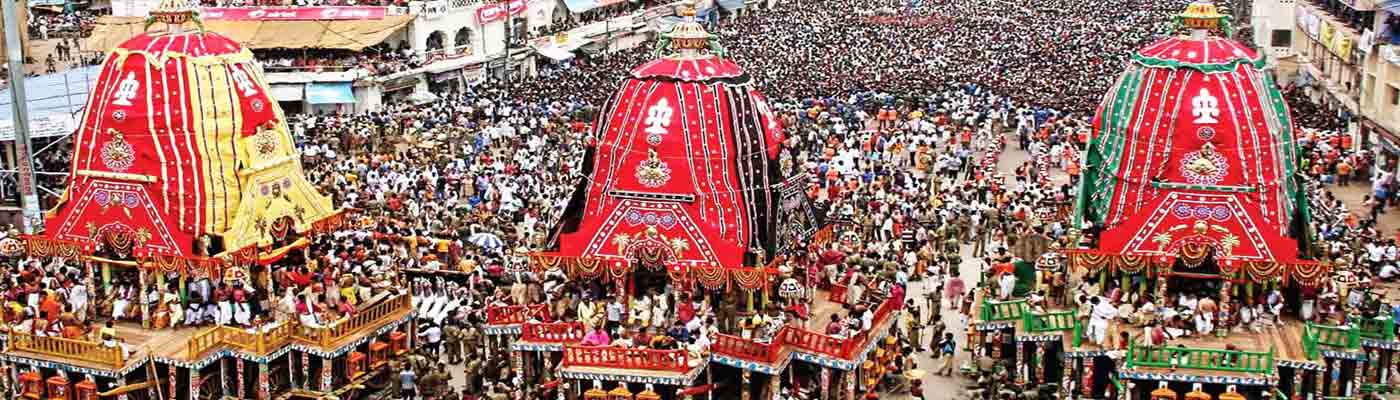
[1171,204,1232,222]
[635,148,672,188]
[624,210,679,229]
[100,129,136,172]
[1179,143,1227,185]
[254,129,279,156]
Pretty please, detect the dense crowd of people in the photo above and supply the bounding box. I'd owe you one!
[724,0,1210,114]
[27,10,98,42]
[255,45,428,75]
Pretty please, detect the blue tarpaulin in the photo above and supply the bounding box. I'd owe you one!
[563,0,598,13]
[1383,0,1400,12]
[304,82,355,104]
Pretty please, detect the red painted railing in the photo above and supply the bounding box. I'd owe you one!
[521,322,587,343]
[485,304,550,325]
[712,333,783,364]
[780,327,848,357]
[710,295,904,362]
[562,346,691,372]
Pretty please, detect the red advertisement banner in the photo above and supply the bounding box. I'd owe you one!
[200,6,388,21]
[476,0,527,24]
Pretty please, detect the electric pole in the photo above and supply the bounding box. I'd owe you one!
[3,0,45,233]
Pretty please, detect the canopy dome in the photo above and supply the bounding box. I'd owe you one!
[1074,1,1310,268]
[545,5,785,272]
[44,2,338,260]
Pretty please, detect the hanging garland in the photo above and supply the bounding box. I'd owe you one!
[666,265,689,285]
[694,264,728,290]
[1290,261,1330,287]
[1068,251,1111,272]
[1244,261,1284,284]
[310,210,347,234]
[530,254,562,275]
[228,246,259,267]
[571,257,605,280]
[1176,242,1212,268]
[730,268,768,291]
[26,237,53,258]
[101,225,137,258]
[269,217,292,241]
[152,252,187,273]
[1062,248,1326,286]
[1116,254,1151,274]
[606,260,632,280]
[22,236,88,259]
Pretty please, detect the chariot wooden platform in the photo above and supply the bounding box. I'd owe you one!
[489,287,902,400]
[966,289,1399,400]
[1,293,415,400]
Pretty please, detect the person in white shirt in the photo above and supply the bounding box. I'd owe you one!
[998,271,1016,300]
[1381,264,1399,281]
[1088,296,1117,346]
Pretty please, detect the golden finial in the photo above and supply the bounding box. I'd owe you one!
[1174,0,1232,36]
[147,0,203,33]
[661,0,717,58]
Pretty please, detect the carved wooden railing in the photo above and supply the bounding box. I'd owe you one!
[562,346,690,372]
[520,322,587,343]
[712,295,903,362]
[712,333,783,364]
[779,327,847,358]
[8,332,124,369]
[1302,322,1360,360]
[187,326,224,358]
[979,297,1028,322]
[485,304,550,325]
[1022,310,1076,333]
[1126,343,1274,374]
[293,293,413,348]
[188,322,298,358]
[1353,317,1396,342]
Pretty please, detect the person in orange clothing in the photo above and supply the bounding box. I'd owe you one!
[39,288,62,324]
[61,316,85,339]
[1337,160,1353,186]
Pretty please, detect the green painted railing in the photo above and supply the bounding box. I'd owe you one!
[1072,319,1082,348]
[1354,317,1396,342]
[979,297,1028,322]
[1125,343,1274,374]
[1022,310,1077,333]
[1302,322,1360,359]
[1360,383,1393,394]
[1301,324,1318,360]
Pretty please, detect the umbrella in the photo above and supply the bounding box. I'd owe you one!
[470,232,504,249]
